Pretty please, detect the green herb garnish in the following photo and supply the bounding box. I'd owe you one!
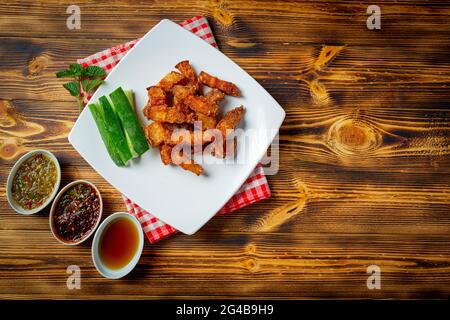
[56,64,106,112]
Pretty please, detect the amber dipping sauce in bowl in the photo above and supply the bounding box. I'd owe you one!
[92,212,144,279]
[100,217,140,269]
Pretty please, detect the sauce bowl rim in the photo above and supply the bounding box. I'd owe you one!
[91,212,144,279]
[49,179,103,246]
[6,149,62,215]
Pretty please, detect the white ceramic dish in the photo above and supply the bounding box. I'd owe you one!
[91,212,144,279]
[49,180,103,245]
[6,150,61,215]
[68,19,285,234]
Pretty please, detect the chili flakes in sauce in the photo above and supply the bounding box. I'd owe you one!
[53,182,100,242]
[12,153,57,210]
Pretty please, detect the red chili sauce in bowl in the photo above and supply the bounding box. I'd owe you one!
[53,182,101,243]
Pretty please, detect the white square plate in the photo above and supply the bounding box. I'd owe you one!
[69,19,285,235]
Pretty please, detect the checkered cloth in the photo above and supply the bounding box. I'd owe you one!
[77,16,271,243]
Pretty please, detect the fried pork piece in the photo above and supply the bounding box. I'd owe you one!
[172,84,197,110]
[206,88,225,104]
[146,122,211,148]
[175,60,197,82]
[216,105,245,138]
[170,127,213,147]
[144,105,194,124]
[199,71,240,97]
[145,122,170,147]
[179,162,204,176]
[146,122,180,147]
[159,143,204,175]
[175,60,201,91]
[157,71,186,92]
[159,144,172,165]
[174,150,204,175]
[195,112,217,130]
[174,102,191,114]
[146,86,166,106]
[184,95,219,117]
[172,84,197,99]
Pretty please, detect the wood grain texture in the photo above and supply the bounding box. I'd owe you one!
[0,0,449,299]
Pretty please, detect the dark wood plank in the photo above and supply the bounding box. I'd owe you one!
[0,38,449,103]
[1,0,450,46]
[0,231,449,298]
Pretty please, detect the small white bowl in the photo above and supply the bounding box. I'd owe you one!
[92,212,144,279]
[6,150,61,215]
[49,180,103,245]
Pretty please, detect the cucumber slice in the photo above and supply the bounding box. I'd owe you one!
[124,130,139,158]
[109,87,149,156]
[122,90,139,158]
[89,103,124,166]
[98,96,133,164]
[124,90,135,111]
[105,94,139,158]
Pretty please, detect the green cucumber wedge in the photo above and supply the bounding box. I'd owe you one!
[121,90,139,158]
[124,90,135,111]
[98,95,133,164]
[89,103,124,167]
[109,87,149,156]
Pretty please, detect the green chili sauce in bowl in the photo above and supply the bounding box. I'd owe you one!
[7,150,61,215]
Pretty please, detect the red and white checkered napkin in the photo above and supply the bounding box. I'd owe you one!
[77,16,271,243]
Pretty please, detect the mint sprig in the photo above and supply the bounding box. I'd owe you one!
[56,64,106,112]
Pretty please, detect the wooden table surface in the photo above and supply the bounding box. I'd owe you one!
[0,0,449,299]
